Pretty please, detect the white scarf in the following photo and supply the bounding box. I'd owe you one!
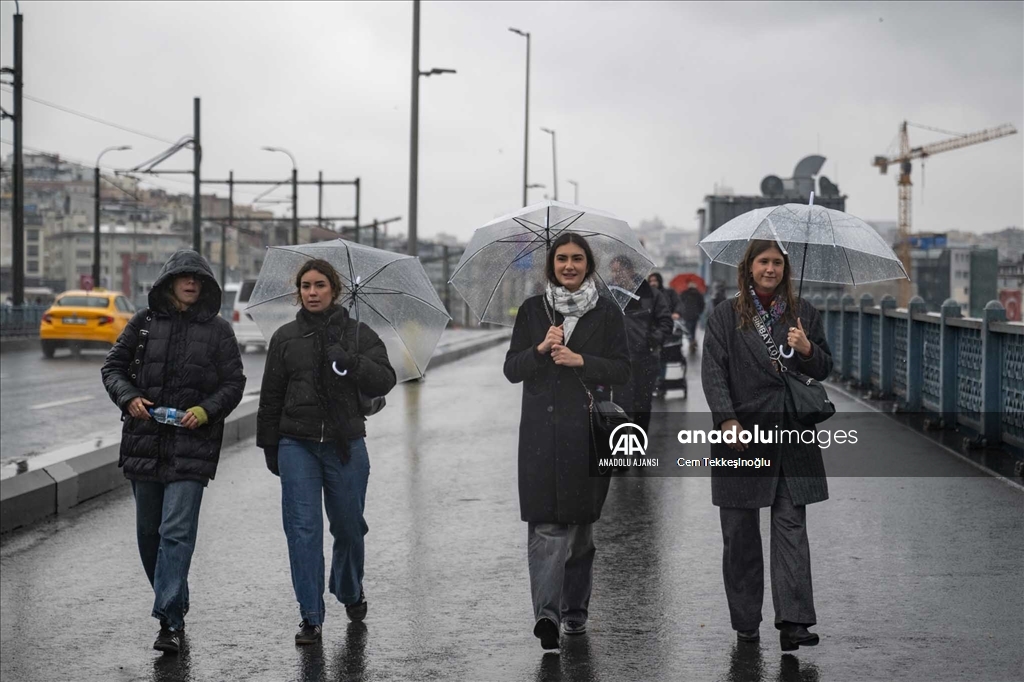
[544,277,599,343]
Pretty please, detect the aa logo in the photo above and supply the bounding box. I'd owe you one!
[609,423,648,457]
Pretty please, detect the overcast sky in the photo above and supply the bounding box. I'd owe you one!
[1,1,1021,242]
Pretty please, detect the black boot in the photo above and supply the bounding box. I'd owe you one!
[779,624,819,651]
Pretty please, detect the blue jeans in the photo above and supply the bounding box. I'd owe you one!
[279,436,370,625]
[132,480,205,630]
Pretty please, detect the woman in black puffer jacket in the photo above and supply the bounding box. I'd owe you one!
[101,249,245,653]
[256,258,396,644]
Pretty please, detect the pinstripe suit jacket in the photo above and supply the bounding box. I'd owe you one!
[701,297,833,508]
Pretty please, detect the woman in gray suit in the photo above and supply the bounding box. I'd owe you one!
[701,239,833,651]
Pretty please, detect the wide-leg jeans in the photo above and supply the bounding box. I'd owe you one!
[527,522,596,627]
[279,436,370,626]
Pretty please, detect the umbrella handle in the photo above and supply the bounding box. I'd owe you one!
[332,362,348,377]
[609,285,641,301]
[778,344,795,359]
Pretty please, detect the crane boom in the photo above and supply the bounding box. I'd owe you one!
[872,121,1018,306]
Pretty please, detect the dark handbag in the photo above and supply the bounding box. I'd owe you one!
[751,312,835,426]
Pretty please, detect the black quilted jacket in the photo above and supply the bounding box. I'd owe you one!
[101,250,246,484]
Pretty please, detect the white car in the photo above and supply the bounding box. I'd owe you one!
[223,280,266,352]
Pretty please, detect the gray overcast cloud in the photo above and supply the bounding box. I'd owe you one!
[1,1,1021,241]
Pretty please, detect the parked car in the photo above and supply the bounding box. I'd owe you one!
[39,288,135,358]
[224,280,266,352]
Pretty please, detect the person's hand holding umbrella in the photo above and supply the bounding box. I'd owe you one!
[787,318,813,358]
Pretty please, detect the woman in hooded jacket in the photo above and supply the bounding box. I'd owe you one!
[257,259,396,644]
[701,239,833,652]
[504,232,631,650]
[101,249,246,655]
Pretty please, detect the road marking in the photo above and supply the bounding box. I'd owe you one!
[29,395,95,410]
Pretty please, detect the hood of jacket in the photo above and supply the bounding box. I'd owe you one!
[148,249,222,320]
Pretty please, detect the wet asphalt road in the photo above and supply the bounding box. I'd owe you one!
[0,330,492,470]
[1,345,1022,681]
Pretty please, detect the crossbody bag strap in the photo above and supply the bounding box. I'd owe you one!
[542,295,596,411]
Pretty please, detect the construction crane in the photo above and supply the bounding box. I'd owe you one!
[873,121,1017,305]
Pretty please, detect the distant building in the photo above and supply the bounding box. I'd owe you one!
[912,243,998,317]
[698,155,847,298]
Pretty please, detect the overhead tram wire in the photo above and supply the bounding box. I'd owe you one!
[0,85,179,145]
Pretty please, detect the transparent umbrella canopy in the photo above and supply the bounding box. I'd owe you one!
[698,200,909,289]
[450,200,655,326]
[245,240,450,383]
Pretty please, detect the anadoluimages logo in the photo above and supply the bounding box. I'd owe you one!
[609,423,648,457]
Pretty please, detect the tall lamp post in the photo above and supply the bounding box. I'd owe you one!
[540,127,557,201]
[93,145,132,287]
[567,179,578,205]
[408,0,456,256]
[261,146,298,244]
[509,27,530,208]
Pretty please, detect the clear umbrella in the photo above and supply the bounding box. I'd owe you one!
[449,200,655,326]
[698,194,909,293]
[245,240,450,383]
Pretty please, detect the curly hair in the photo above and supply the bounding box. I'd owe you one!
[734,240,797,329]
[294,258,343,306]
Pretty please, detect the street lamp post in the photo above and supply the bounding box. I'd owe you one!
[261,146,298,244]
[408,0,456,257]
[93,145,132,287]
[567,179,578,204]
[540,127,557,201]
[509,27,530,208]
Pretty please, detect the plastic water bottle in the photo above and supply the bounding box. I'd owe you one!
[149,407,186,427]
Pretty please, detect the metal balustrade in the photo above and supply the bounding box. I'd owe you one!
[817,295,1024,449]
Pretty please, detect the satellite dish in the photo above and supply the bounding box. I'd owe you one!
[819,175,840,197]
[761,175,784,197]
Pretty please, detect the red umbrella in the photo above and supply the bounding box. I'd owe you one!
[669,273,707,294]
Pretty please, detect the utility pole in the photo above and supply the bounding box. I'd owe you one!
[408,0,421,256]
[222,170,233,285]
[540,127,557,201]
[568,179,578,205]
[93,145,131,287]
[192,97,202,252]
[11,11,24,304]
[291,167,298,244]
[509,28,530,207]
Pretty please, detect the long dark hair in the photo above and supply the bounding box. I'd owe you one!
[294,258,343,307]
[735,240,797,329]
[545,232,597,286]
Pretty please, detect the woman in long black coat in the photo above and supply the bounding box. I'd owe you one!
[701,239,833,652]
[504,232,631,650]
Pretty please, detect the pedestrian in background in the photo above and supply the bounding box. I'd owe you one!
[648,272,684,394]
[101,249,246,655]
[701,239,833,651]
[611,256,673,433]
[257,259,396,645]
[504,232,630,650]
[678,281,706,353]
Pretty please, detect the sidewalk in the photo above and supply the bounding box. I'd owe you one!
[1,344,1021,681]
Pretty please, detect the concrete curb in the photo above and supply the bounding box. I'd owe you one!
[0,331,510,535]
[0,336,39,354]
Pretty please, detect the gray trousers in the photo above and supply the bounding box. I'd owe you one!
[527,522,596,626]
[719,476,816,631]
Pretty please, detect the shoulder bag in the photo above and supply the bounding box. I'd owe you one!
[750,311,835,426]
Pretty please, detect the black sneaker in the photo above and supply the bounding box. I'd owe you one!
[562,620,587,636]
[779,625,819,651]
[736,628,760,642]
[295,620,322,645]
[345,592,367,622]
[533,617,560,650]
[153,626,182,654]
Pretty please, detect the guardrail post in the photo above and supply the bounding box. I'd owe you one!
[905,296,926,411]
[840,294,855,378]
[939,298,962,427]
[879,295,896,396]
[980,300,1007,444]
[825,294,839,356]
[858,293,874,388]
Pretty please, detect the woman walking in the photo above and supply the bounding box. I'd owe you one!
[701,239,833,651]
[257,259,396,644]
[504,232,631,650]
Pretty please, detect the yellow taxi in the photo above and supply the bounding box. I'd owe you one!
[39,288,136,358]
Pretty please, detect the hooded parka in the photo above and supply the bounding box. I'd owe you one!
[504,294,631,524]
[701,297,833,508]
[101,249,246,485]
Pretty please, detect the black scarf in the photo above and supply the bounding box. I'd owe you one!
[297,304,353,463]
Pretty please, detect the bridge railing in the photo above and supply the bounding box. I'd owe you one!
[814,294,1024,450]
[0,305,48,338]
